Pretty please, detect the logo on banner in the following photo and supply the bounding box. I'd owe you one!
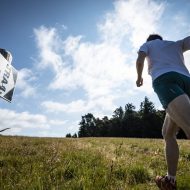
[0,54,18,102]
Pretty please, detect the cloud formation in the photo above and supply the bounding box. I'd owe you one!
[16,68,36,98]
[98,0,164,48]
[34,0,165,114]
[42,95,116,115]
[0,109,49,130]
[0,108,67,136]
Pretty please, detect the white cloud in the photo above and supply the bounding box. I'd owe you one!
[16,68,36,97]
[42,95,116,114]
[53,43,130,95]
[34,0,166,113]
[63,35,83,56]
[49,119,68,126]
[98,0,165,48]
[0,109,49,129]
[34,26,63,73]
[42,100,87,113]
[0,109,68,136]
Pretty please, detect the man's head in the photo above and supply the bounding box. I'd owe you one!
[146,34,163,42]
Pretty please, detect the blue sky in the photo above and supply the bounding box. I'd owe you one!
[0,0,190,137]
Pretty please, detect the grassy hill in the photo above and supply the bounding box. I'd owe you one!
[0,136,189,189]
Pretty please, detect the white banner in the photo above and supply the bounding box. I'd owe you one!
[0,54,18,102]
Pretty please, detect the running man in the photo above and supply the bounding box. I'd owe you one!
[136,34,190,190]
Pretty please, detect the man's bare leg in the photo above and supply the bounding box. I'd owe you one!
[155,114,178,189]
[155,94,190,188]
[162,114,179,177]
[166,94,190,139]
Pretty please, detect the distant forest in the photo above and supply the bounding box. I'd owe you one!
[66,97,186,139]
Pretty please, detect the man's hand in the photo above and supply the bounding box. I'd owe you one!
[136,77,143,87]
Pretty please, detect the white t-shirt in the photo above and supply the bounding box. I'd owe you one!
[139,36,190,81]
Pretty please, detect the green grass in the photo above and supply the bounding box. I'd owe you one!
[0,136,189,190]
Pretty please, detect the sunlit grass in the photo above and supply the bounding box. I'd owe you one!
[0,136,189,189]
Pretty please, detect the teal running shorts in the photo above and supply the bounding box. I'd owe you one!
[153,72,190,109]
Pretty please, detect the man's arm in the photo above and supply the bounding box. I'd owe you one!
[136,51,146,87]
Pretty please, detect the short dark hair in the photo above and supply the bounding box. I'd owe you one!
[146,34,163,42]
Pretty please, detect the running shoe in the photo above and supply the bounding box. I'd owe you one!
[155,175,177,190]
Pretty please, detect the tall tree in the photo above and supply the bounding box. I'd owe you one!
[124,103,136,118]
[112,106,124,119]
[139,97,162,138]
[139,96,156,118]
[78,113,97,137]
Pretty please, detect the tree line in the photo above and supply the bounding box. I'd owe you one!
[66,97,186,139]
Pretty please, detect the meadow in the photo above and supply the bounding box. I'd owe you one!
[0,136,189,190]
